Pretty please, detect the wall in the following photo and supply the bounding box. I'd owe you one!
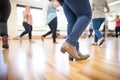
[8,0,17,39]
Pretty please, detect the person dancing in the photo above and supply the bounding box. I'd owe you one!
[0,0,11,49]
[41,0,59,43]
[57,0,91,60]
[18,6,34,43]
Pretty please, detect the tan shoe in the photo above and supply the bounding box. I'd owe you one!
[98,37,105,46]
[61,41,80,59]
[77,51,89,60]
[2,36,9,49]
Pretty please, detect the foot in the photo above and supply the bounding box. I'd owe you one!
[29,39,35,43]
[41,36,44,41]
[98,37,105,46]
[16,36,22,42]
[2,36,9,49]
[53,41,58,44]
[60,41,80,59]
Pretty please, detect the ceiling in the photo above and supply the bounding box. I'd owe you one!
[15,0,120,5]
[15,0,120,15]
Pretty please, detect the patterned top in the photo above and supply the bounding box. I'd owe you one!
[92,0,107,19]
[46,2,57,24]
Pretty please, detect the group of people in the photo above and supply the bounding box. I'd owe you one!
[0,0,120,61]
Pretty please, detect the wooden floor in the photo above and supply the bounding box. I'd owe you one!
[0,38,120,80]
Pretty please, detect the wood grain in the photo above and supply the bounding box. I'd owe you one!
[0,38,120,80]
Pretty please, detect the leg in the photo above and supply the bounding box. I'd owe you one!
[57,0,64,6]
[52,18,57,43]
[92,18,105,46]
[20,22,29,37]
[64,0,91,46]
[41,30,52,42]
[60,0,91,60]
[48,17,57,43]
[115,27,119,38]
[0,0,11,49]
[43,31,52,37]
[119,27,120,36]
[58,0,80,50]
[28,24,32,40]
[102,25,106,38]
[92,34,98,45]
[62,3,80,50]
[90,29,93,37]
[89,29,93,38]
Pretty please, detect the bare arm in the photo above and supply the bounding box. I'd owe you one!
[23,10,28,18]
[53,1,59,8]
[105,3,110,13]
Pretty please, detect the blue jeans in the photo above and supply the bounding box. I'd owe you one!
[92,18,105,42]
[58,0,92,50]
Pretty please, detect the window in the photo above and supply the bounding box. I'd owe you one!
[17,5,44,28]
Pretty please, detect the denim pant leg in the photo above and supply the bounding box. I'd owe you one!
[92,18,105,42]
[66,15,91,46]
[63,0,92,46]
[58,0,80,50]
[94,34,98,42]
[63,3,80,50]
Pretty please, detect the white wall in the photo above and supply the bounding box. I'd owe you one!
[8,0,18,39]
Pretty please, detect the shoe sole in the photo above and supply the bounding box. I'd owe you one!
[98,39,105,46]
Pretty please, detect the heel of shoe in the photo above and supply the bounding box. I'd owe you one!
[2,36,9,49]
[60,48,66,54]
[98,38,105,46]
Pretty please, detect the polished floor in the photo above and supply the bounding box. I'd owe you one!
[0,37,120,80]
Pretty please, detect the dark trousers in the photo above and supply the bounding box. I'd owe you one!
[0,0,11,36]
[20,22,33,39]
[43,17,57,42]
[115,27,120,38]
[88,29,93,38]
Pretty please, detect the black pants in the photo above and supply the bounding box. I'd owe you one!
[20,22,33,39]
[115,27,120,38]
[88,29,93,38]
[0,0,11,36]
[43,17,57,42]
